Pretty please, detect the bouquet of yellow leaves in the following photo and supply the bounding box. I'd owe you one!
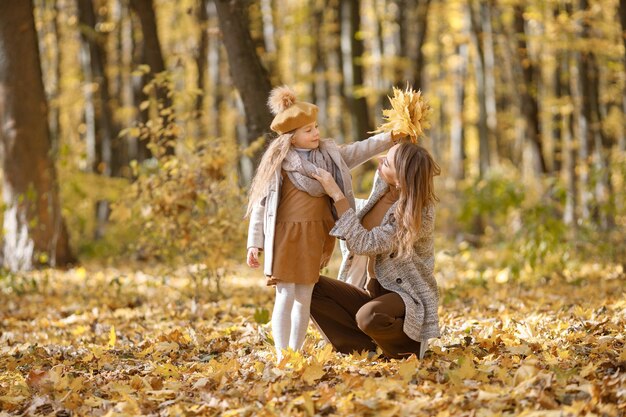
[371,85,431,143]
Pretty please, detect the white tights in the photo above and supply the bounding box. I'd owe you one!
[271,282,314,360]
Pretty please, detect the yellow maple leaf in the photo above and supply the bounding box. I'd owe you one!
[313,343,334,364]
[579,362,595,378]
[293,391,315,416]
[108,325,116,349]
[397,357,418,382]
[371,85,432,143]
[448,356,476,385]
[71,325,89,336]
[301,360,325,385]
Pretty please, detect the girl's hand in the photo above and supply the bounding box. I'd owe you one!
[312,169,345,202]
[247,247,260,268]
[391,130,407,142]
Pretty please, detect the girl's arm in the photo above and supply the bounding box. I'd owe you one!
[338,132,393,169]
[339,131,406,169]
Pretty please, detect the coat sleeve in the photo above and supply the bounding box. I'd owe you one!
[330,208,397,256]
[246,198,265,250]
[338,132,393,169]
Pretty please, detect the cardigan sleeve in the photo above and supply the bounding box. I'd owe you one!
[246,198,265,250]
[330,208,397,256]
[337,132,393,169]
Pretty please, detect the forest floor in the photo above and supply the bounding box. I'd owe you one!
[0,250,625,416]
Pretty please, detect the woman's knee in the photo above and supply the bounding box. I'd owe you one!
[356,306,391,335]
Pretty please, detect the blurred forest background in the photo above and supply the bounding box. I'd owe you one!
[0,0,625,281]
[1,1,626,415]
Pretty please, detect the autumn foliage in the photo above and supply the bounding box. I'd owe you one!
[1,253,624,416]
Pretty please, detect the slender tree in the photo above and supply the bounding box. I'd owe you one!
[386,0,431,128]
[469,0,492,177]
[0,0,74,270]
[342,0,372,140]
[207,0,223,138]
[195,0,209,140]
[129,0,175,154]
[451,50,469,182]
[77,0,123,239]
[513,4,547,174]
[618,0,626,151]
[214,0,273,168]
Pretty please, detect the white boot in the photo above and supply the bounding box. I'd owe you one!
[418,339,429,359]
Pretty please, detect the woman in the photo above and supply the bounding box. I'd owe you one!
[310,142,440,359]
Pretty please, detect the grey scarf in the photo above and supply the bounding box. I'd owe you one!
[281,141,345,200]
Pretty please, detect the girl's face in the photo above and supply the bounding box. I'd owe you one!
[291,122,320,149]
[377,144,400,187]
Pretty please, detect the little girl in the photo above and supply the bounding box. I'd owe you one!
[246,86,399,360]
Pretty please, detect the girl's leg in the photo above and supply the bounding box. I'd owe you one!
[289,283,315,351]
[272,283,296,359]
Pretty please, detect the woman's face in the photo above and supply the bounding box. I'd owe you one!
[377,144,399,186]
[291,122,320,149]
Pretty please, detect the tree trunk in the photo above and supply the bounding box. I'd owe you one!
[118,0,143,166]
[450,37,469,181]
[214,0,273,168]
[195,0,209,139]
[552,8,563,173]
[206,0,222,138]
[311,0,328,131]
[558,52,577,227]
[493,5,517,164]
[77,0,121,176]
[77,0,121,240]
[481,1,497,163]
[260,0,277,55]
[571,50,592,222]
[411,0,431,89]
[575,0,613,227]
[0,0,74,270]
[129,0,175,154]
[619,0,626,151]
[342,0,371,141]
[469,0,491,177]
[514,5,547,174]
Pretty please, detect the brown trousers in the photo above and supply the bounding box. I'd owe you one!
[311,276,422,359]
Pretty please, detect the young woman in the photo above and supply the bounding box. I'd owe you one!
[311,142,440,359]
[246,86,401,361]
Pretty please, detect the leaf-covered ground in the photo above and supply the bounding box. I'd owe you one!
[1,253,625,416]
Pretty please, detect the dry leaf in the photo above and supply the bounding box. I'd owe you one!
[371,85,432,143]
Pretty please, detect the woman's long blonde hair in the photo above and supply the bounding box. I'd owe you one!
[245,133,293,217]
[394,143,440,258]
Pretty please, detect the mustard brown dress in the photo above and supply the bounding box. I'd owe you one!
[268,171,336,286]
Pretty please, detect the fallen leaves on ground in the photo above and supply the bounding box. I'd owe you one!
[0,256,624,416]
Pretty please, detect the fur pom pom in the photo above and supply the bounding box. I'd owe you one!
[268,86,297,115]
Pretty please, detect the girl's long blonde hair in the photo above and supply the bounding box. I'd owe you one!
[394,143,440,258]
[245,133,293,217]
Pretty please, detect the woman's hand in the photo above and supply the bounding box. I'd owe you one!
[247,247,260,268]
[312,169,345,202]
